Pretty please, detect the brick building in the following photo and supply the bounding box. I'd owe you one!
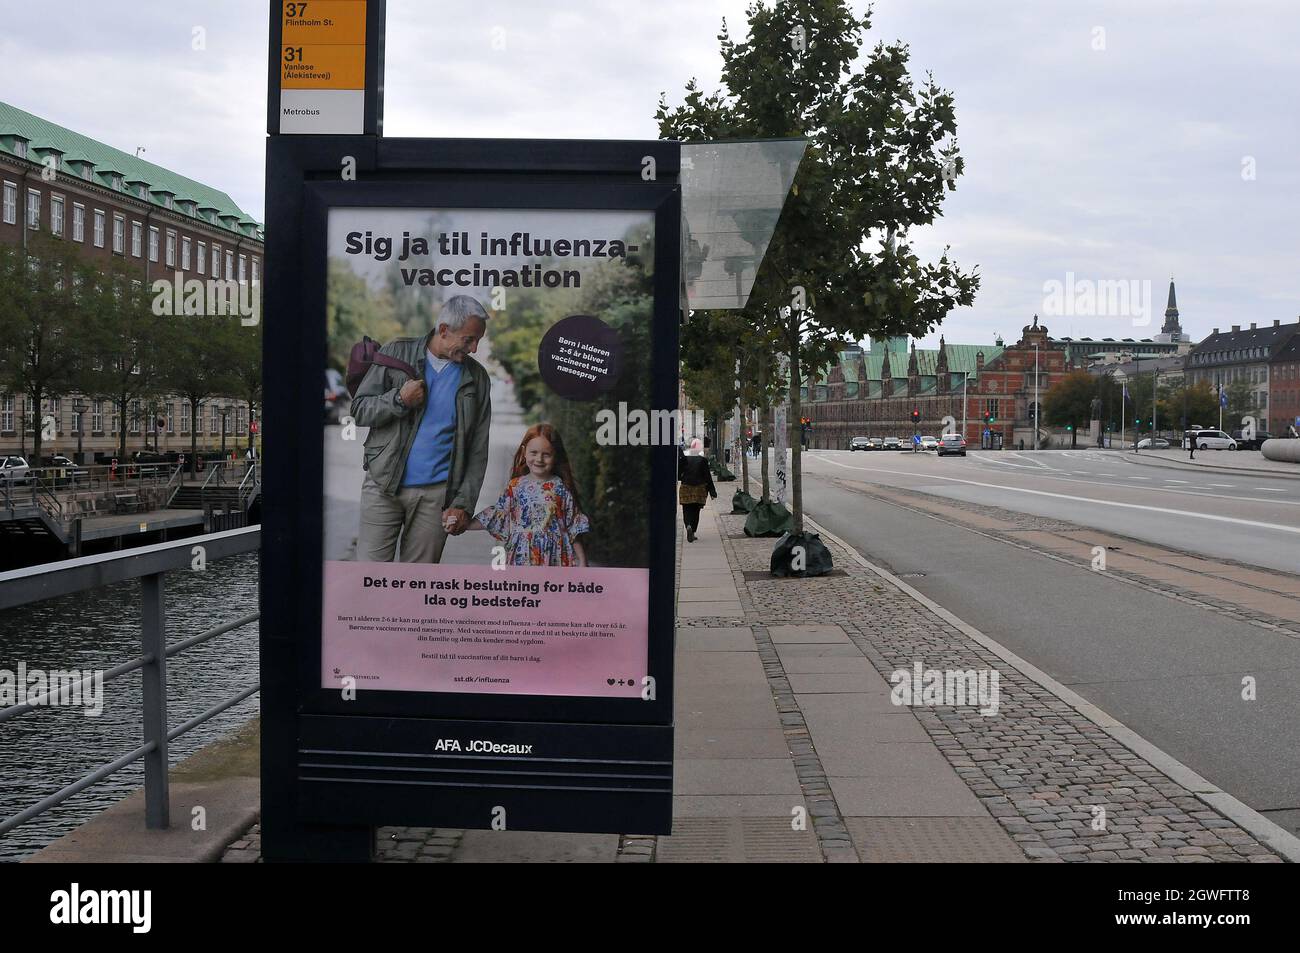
[803,316,1070,449]
[0,100,262,461]
[1185,317,1300,434]
[1267,331,1300,437]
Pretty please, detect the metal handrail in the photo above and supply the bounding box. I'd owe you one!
[28,477,64,524]
[163,462,186,507]
[236,462,258,510]
[197,460,224,509]
[0,526,261,838]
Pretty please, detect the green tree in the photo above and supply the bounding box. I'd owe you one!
[680,308,783,492]
[1042,370,1097,448]
[77,257,172,461]
[660,0,978,532]
[1224,379,1256,429]
[1148,377,1213,434]
[162,312,241,475]
[0,234,88,463]
[227,319,263,454]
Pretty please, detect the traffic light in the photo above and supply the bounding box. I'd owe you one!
[911,408,920,424]
[1065,423,1073,432]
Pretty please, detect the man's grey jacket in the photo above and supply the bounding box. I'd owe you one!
[350,334,492,512]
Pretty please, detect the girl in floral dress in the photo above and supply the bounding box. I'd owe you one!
[471,423,590,566]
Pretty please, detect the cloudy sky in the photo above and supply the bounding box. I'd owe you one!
[4,0,1296,348]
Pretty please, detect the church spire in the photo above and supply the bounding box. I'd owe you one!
[1162,277,1182,338]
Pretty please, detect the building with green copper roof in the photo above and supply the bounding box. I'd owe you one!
[0,99,260,239]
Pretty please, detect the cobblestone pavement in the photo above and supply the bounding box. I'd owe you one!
[715,511,1282,863]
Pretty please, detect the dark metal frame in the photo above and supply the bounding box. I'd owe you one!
[262,136,681,860]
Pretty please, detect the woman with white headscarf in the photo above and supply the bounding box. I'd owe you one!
[678,438,717,543]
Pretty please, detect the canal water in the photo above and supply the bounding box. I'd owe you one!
[0,553,259,862]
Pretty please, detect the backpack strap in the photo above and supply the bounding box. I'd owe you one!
[371,352,418,379]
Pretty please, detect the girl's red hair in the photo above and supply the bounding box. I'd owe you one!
[510,423,580,508]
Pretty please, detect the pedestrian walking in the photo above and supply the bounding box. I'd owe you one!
[1188,430,1195,460]
[678,438,717,543]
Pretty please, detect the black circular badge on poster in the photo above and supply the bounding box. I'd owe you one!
[538,314,624,401]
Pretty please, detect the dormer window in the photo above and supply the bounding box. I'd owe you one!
[13,139,27,158]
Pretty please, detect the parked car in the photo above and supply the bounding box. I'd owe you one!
[868,437,883,450]
[1231,430,1274,451]
[1,455,30,485]
[882,436,901,450]
[1184,429,1237,451]
[326,368,350,424]
[920,435,939,451]
[1136,438,1170,449]
[849,436,872,451]
[937,433,967,457]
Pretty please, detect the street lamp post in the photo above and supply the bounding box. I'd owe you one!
[220,407,231,458]
[1151,358,1158,439]
[1032,343,1040,450]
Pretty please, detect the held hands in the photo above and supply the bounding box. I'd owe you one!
[441,507,469,535]
[398,379,426,410]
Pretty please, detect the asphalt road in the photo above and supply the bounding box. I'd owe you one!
[802,447,1299,573]
[759,447,1300,837]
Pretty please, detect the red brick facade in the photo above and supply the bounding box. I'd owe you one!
[1,151,262,459]
[804,318,1070,449]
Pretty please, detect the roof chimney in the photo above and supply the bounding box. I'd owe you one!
[1275,319,1282,327]
[1250,322,1256,330]
[1211,328,1219,334]
[1232,325,1241,332]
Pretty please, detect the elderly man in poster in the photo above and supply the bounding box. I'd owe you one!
[352,295,492,562]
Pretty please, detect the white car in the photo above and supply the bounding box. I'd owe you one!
[1136,438,1170,449]
[919,435,939,451]
[1,455,31,485]
[1185,429,1237,451]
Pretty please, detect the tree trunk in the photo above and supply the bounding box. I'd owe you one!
[738,395,749,490]
[190,403,199,477]
[30,385,43,464]
[758,359,770,502]
[789,313,803,533]
[117,392,128,462]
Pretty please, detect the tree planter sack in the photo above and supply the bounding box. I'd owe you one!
[770,531,834,577]
[713,464,736,482]
[744,500,793,537]
[731,489,757,514]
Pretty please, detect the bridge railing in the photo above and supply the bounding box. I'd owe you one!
[0,526,260,837]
